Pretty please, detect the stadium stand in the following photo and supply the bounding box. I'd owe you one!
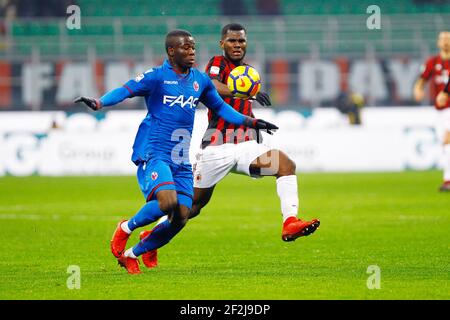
[0,0,449,109]
[1,0,449,58]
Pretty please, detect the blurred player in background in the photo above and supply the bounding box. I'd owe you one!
[139,23,319,269]
[414,31,450,192]
[75,29,278,274]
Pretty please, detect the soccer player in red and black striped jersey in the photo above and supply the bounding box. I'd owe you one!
[200,46,269,147]
[414,31,450,192]
[191,23,319,239]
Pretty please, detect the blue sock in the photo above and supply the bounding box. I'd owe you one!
[127,200,165,232]
[132,219,184,256]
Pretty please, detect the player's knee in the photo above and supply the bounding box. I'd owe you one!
[278,156,296,176]
[157,194,178,213]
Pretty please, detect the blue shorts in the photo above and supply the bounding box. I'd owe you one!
[137,159,193,209]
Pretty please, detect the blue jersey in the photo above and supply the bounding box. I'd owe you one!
[121,60,240,165]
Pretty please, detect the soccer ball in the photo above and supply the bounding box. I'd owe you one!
[227,65,261,99]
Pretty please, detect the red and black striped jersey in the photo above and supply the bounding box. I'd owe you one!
[201,55,260,148]
[420,54,450,110]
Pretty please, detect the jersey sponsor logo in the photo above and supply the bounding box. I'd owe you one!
[135,73,144,82]
[210,66,220,75]
[163,95,199,108]
[164,80,178,84]
[151,171,158,180]
[435,64,442,71]
[193,81,199,92]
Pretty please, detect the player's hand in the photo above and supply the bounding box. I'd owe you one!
[436,91,449,109]
[244,117,278,134]
[254,91,271,106]
[255,119,278,134]
[73,96,102,111]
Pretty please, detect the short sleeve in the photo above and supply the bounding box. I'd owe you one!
[205,56,226,82]
[123,67,158,97]
[420,57,435,81]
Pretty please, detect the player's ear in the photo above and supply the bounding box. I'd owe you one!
[167,47,175,57]
[219,40,224,50]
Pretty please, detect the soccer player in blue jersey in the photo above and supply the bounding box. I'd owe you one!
[74,30,277,274]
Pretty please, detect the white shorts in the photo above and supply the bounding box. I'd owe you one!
[193,140,271,188]
[435,108,450,142]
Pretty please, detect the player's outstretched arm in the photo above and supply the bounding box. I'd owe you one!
[202,75,278,133]
[211,79,234,98]
[74,86,132,111]
[214,101,278,134]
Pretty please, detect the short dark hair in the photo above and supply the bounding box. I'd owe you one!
[165,29,193,53]
[221,23,246,38]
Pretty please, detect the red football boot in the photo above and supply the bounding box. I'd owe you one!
[282,216,320,242]
[117,254,141,274]
[139,230,158,268]
[439,181,450,192]
[110,220,131,258]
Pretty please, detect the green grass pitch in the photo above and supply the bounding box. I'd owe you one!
[0,171,448,300]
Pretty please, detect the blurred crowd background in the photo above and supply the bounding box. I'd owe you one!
[0,0,449,111]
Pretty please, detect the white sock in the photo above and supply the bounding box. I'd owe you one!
[276,175,299,222]
[121,220,132,234]
[124,248,137,259]
[443,144,450,182]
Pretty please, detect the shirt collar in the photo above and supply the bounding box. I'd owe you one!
[163,59,172,69]
[223,55,245,68]
[164,59,192,75]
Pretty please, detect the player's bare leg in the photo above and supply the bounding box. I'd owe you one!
[190,186,216,219]
[440,131,450,192]
[250,150,320,241]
